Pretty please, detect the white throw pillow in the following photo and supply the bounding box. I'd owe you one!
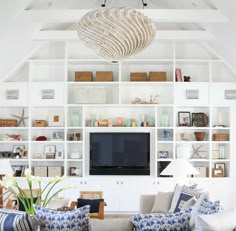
[189,192,209,229]
[195,207,236,231]
[151,191,174,213]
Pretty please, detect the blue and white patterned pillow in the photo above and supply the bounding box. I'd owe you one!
[130,207,192,231]
[0,208,39,231]
[197,198,222,215]
[34,205,90,231]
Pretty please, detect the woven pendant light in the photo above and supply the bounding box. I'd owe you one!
[77,7,156,62]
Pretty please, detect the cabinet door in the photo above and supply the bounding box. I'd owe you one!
[0,83,28,106]
[116,179,158,212]
[211,83,236,106]
[174,83,209,105]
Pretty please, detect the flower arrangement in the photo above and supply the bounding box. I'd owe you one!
[0,169,71,215]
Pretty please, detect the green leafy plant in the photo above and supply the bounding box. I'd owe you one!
[0,169,72,215]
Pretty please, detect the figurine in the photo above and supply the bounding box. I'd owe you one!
[184,76,191,82]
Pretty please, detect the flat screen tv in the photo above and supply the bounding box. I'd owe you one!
[90,132,150,175]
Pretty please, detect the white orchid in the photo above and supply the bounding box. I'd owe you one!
[0,168,69,215]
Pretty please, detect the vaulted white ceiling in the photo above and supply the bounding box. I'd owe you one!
[0,0,236,80]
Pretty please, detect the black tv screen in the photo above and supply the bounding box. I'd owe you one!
[90,133,150,175]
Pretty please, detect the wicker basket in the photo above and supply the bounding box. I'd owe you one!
[213,133,228,141]
[0,119,17,127]
[194,132,206,141]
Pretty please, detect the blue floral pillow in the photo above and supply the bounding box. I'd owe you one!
[197,198,222,215]
[130,208,192,231]
[34,205,90,231]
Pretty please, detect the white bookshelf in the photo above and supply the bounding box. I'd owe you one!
[0,40,235,179]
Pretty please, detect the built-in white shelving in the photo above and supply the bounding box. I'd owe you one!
[0,40,234,180]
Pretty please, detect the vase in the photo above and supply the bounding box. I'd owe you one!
[29,215,41,231]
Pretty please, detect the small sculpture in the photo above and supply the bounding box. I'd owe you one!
[184,76,191,82]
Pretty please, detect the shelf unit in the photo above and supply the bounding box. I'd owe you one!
[1,40,235,179]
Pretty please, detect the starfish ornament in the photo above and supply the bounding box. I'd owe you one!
[11,108,29,127]
[191,144,207,159]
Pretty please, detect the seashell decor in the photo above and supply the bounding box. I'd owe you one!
[77,7,156,62]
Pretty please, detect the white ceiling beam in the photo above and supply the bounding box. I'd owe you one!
[33,30,215,41]
[22,9,228,23]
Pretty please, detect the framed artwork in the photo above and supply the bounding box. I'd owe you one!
[52,131,64,140]
[44,145,56,155]
[212,168,224,177]
[6,89,19,100]
[69,167,77,176]
[41,89,55,99]
[13,145,25,158]
[214,163,225,175]
[48,111,64,127]
[55,150,64,159]
[158,151,169,159]
[178,112,191,126]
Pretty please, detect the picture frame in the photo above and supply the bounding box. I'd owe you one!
[158,151,169,159]
[69,167,76,176]
[214,163,225,175]
[6,89,19,100]
[41,89,55,99]
[178,112,191,126]
[13,145,25,158]
[48,111,64,127]
[12,165,25,177]
[44,145,56,156]
[55,150,64,159]
[52,131,64,141]
[212,168,224,177]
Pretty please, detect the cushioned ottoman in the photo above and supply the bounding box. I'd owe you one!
[90,218,134,231]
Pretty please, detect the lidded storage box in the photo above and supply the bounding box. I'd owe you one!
[95,71,113,81]
[130,72,147,81]
[75,72,93,81]
[149,72,167,81]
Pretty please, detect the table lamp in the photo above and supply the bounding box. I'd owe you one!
[0,160,13,207]
[160,159,199,182]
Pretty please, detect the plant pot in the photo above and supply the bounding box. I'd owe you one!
[194,132,205,141]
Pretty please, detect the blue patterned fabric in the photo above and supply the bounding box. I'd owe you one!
[130,208,192,231]
[34,205,90,231]
[0,209,38,231]
[197,198,222,215]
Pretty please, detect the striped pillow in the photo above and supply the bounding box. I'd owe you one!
[0,209,39,231]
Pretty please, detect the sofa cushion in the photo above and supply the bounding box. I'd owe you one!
[34,205,90,231]
[195,207,236,231]
[139,194,156,214]
[0,208,39,231]
[131,207,192,231]
[77,198,104,213]
[169,184,200,213]
[151,191,174,213]
[90,218,134,231]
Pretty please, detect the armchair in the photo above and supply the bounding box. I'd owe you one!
[70,191,106,219]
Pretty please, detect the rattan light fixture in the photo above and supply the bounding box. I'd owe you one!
[77,7,156,62]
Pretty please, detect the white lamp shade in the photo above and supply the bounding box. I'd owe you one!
[160,159,199,177]
[0,160,13,175]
